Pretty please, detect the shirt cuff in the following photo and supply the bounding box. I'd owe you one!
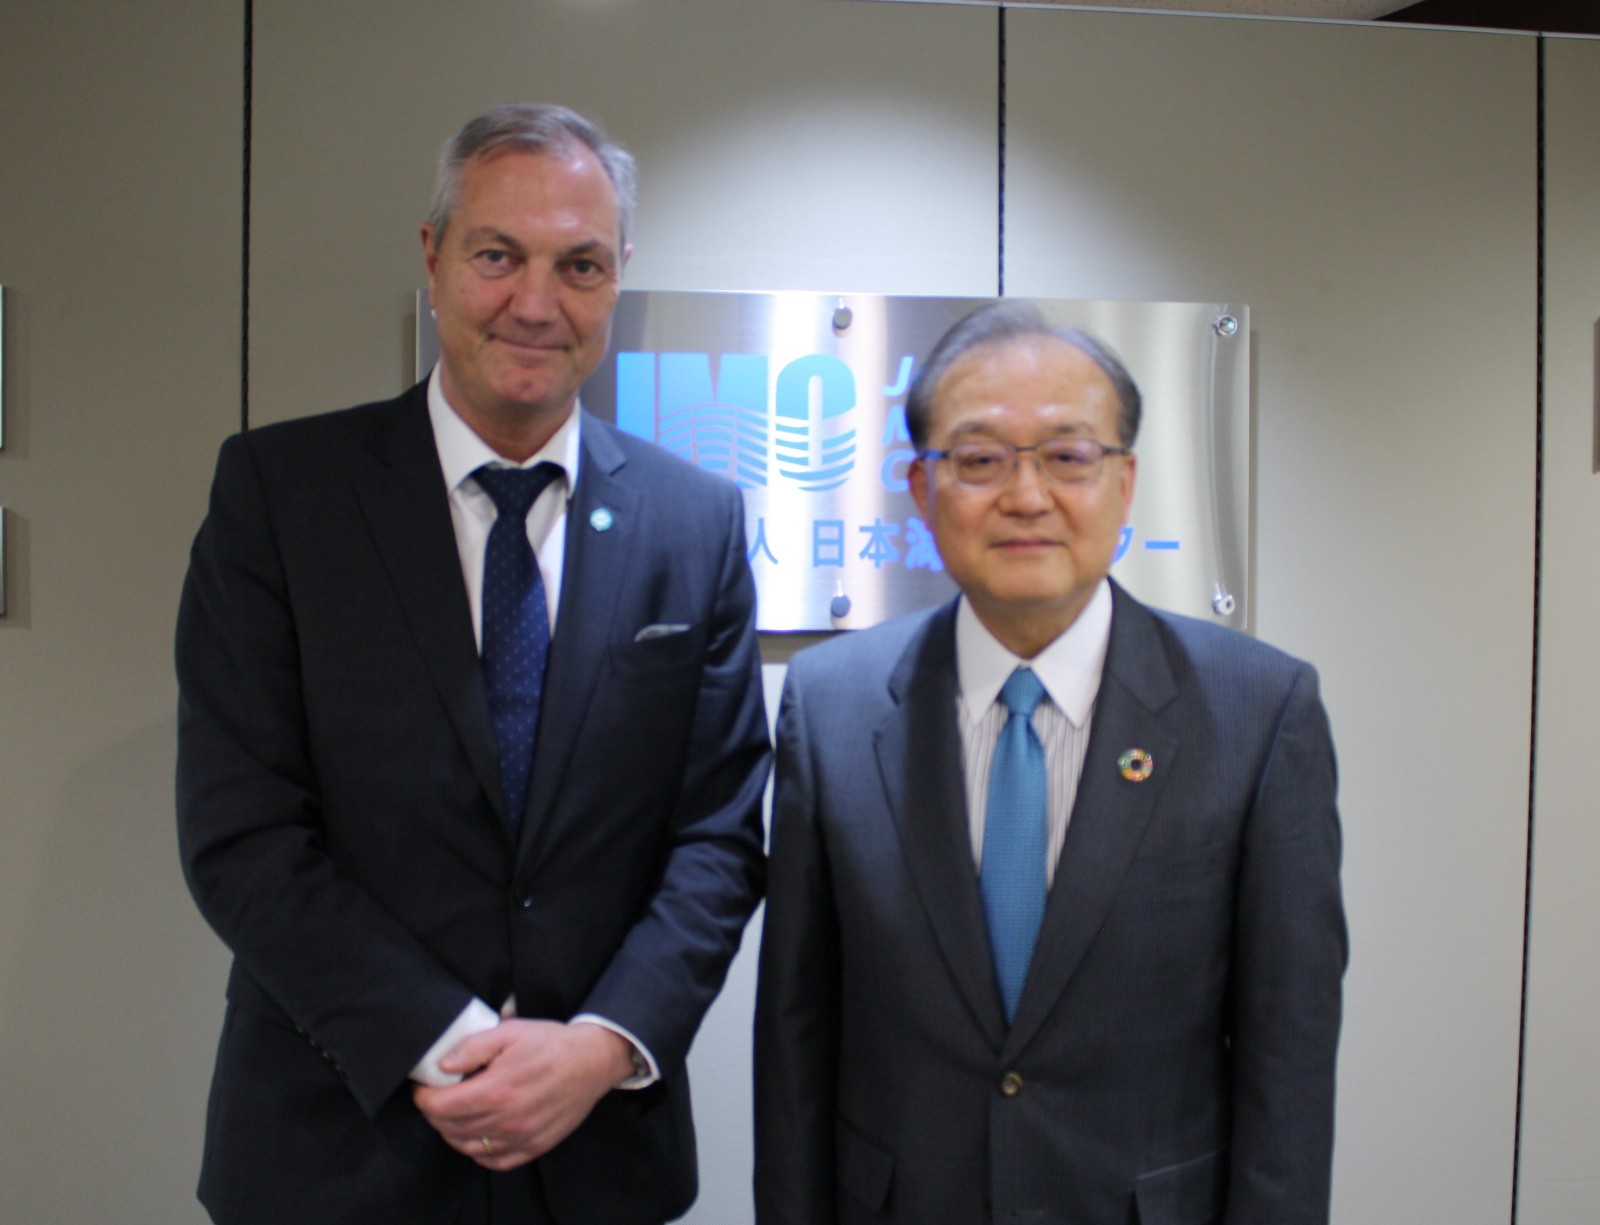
[570,1013,660,1089]
[409,997,501,1086]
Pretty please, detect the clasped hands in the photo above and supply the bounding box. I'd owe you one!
[413,1018,635,1171]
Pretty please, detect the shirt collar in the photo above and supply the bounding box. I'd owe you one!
[426,364,582,495]
[955,578,1114,727]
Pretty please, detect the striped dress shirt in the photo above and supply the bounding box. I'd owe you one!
[955,579,1113,887]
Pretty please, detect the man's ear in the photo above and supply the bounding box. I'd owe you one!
[420,222,440,300]
[909,454,931,520]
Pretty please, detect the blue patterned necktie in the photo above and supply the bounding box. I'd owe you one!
[474,463,561,832]
[981,666,1049,1023]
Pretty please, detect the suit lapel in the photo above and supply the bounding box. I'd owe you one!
[1004,585,1180,1059]
[877,603,1008,1047]
[520,416,639,855]
[351,387,507,828]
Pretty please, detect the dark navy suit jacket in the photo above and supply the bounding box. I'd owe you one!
[178,382,769,1224]
[755,585,1344,1225]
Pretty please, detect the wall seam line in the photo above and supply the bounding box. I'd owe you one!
[997,4,1006,297]
[1509,31,1546,1225]
[240,0,253,432]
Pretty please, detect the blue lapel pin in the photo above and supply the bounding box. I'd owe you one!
[589,507,615,532]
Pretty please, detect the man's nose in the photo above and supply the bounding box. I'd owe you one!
[507,264,561,321]
[998,451,1052,512]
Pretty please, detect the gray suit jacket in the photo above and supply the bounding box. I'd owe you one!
[754,584,1345,1225]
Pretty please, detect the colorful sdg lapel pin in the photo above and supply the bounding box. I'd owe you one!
[1118,748,1154,783]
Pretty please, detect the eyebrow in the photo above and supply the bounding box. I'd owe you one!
[943,419,1097,442]
[456,229,616,265]
[458,226,522,252]
[557,239,617,264]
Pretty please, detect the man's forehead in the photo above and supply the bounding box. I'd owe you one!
[451,145,621,243]
[949,334,1103,382]
[462,144,616,205]
[932,337,1117,423]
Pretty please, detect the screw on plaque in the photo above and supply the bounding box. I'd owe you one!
[1213,315,1239,338]
[832,298,853,332]
[1211,584,1236,617]
[829,579,851,620]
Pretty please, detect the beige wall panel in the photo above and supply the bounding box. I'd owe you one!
[249,0,998,425]
[0,2,241,1222]
[1005,13,1536,1225]
[1521,34,1600,1225]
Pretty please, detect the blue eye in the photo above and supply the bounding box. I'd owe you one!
[469,248,520,278]
[564,256,611,285]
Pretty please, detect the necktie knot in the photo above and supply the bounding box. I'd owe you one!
[999,667,1046,719]
[474,463,561,521]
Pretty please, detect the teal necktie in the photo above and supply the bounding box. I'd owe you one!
[981,667,1049,1023]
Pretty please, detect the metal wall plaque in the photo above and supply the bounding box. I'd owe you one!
[417,291,1250,633]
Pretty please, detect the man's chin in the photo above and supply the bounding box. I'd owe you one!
[982,581,1094,621]
[488,377,581,418]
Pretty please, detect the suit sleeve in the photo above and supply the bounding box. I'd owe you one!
[176,433,474,1117]
[753,669,842,1225]
[1226,662,1347,1225]
[573,483,770,1070]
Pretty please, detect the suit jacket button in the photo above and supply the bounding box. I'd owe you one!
[1000,1071,1023,1097]
[519,895,534,909]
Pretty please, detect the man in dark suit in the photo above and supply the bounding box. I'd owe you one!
[754,301,1345,1225]
[177,102,769,1225]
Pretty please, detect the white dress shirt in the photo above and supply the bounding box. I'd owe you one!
[410,367,657,1088]
[955,578,1113,888]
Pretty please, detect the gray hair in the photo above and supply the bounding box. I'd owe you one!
[426,101,637,250]
[905,300,1143,449]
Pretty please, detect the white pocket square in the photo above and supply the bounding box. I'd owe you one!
[633,623,692,643]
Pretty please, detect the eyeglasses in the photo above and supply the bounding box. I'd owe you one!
[919,438,1132,489]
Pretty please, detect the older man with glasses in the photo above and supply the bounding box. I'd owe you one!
[755,300,1347,1225]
